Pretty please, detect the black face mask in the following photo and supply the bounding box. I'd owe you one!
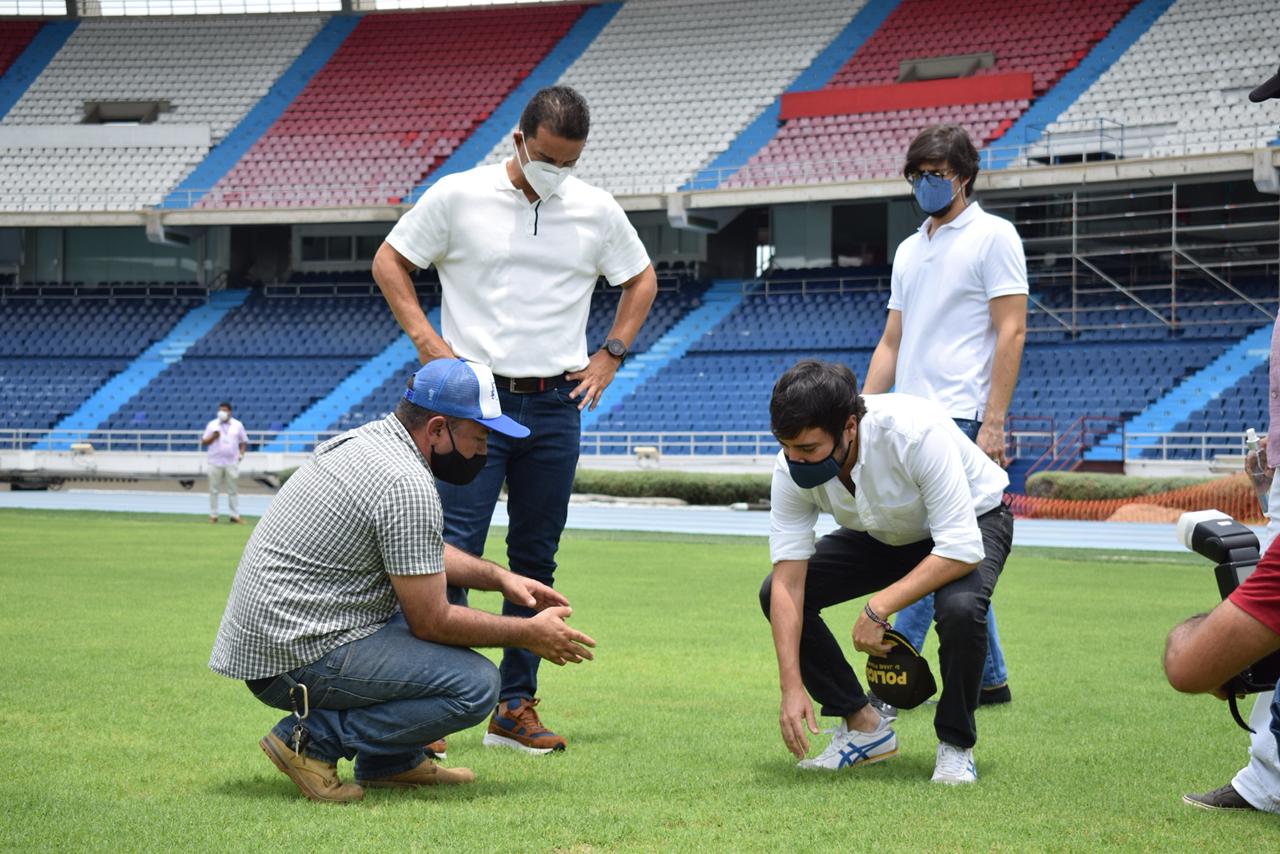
[430,424,487,485]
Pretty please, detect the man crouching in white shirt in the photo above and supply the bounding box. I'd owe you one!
[760,359,1013,784]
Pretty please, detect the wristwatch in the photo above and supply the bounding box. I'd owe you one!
[602,338,628,364]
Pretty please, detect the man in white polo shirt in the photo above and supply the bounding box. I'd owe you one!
[372,85,656,753]
[760,360,1013,784]
[862,124,1028,711]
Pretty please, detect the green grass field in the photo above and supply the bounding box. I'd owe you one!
[0,507,1273,851]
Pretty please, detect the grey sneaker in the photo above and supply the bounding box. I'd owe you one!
[1183,783,1256,811]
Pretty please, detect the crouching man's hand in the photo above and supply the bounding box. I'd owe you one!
[779,686,818,759]
[524,606,596,666]
[499,573,569,611]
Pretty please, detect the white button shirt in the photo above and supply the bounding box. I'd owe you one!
[386,162,651,377]
[768,394,1009,566]
[888,202,1028,420]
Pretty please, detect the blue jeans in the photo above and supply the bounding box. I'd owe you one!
[894,416,1009,689]
[248,613,499,780]
[434,383,581,702]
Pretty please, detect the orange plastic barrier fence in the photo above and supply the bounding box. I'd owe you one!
[1009,474,1266,525]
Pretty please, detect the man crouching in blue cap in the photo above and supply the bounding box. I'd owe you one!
[209,359,596,803]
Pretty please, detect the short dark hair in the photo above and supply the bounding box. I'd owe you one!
[218,401,232,411]
[519,85,590,141]
[770,360,866,442]
[903,124,980,195]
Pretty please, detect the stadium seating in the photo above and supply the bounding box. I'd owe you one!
[0,19,43,78]
[478,0,863,194]
[69,292,410,445]
[1040,0,1280,158]
[727,0,1139,186]
[0,16,323,210]
[0,296,198,431]
[203,6,585,209]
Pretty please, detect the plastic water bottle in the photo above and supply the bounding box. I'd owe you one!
[1246,427,1269,514]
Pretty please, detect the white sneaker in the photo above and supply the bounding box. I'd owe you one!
[797,718,897,770]
[931,742,977,784]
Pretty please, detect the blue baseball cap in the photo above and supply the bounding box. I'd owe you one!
[403,359,531,438]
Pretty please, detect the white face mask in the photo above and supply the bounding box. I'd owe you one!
[217,410,230,423]
[516,136,572,202]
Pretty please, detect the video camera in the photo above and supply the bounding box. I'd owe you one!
[1177,510,1280,730]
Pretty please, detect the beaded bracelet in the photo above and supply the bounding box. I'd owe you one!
[863,603,892,632]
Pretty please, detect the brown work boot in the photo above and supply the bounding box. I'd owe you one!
[483,697,567,754]
[424,738,447,760]
[358,756,476,788]
[259,732,363,804]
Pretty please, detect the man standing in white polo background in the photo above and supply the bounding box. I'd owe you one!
[201,400,248,524]
[862,124,1028,712]
[373,85,656,754]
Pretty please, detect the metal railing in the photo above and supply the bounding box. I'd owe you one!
[0,427,1260,466]
[1122,431,1250,463]
[742,271,892,298]
[0,428,338,453]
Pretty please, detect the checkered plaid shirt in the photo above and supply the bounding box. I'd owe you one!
[209,414,444,680]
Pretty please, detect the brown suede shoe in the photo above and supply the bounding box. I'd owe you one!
[259,732,363,804]
[357,756,476,788]
[1183,783,1257,811]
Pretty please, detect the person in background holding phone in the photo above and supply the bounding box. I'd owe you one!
[201,401,248,524]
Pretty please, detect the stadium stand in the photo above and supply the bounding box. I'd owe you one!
[202,5,585,208]
[101,293,406,441]
[725,0,1140,186]
[478,0,864,194]
[0,16,324,210]
[1039,0,1280,158]
[0,19,42,78]
[0,296,198,432]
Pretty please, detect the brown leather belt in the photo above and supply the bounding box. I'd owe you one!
[492,373,573,393]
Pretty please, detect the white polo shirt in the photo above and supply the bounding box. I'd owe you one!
[768,393,1008,566]
[887,201,1028,420]
[386,162,651,377]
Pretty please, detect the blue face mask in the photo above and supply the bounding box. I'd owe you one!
[912,172,958,216]
[786,436,850,489]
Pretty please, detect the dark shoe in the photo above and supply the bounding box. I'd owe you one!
[259,732,363,803]
[357,756,475,788]
[483,697,567,754]
[424,738,447,760]
[867,691,898,721]
[1183,783,1256,811]
[979,684,1012,706]
[229,516,244,524]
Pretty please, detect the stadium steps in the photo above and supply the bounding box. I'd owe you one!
[581,280,746,430]
[985,0,1177,168]
[0,20,77,121]
[263,306,441,451]
[404,2,618,202]
[160,14,360,209]
[1085,328,1270,462]
[685,0,901,191]
[32,290,250,450]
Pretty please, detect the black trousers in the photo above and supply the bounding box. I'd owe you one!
[759,504,1013,749]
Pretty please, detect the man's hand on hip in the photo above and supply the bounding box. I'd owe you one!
[523,606,596,665]
[566,349,621,411]
[976,421,1007,467]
